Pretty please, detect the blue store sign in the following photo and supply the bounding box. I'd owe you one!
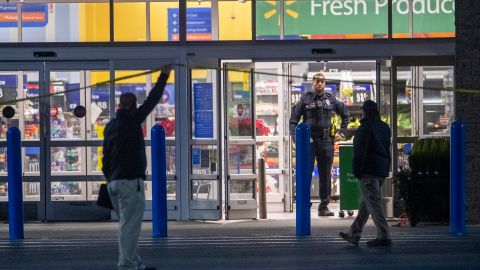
[0,4,48,28]
[168,8,212,41]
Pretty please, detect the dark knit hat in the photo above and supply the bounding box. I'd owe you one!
[362,100,379,115]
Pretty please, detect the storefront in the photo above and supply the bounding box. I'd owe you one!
[0,0,455,221]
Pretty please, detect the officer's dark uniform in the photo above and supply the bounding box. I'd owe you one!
[290,90,349,214]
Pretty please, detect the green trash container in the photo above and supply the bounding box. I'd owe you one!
[339,144,361,216]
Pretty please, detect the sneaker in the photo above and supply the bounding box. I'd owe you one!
[366,238,392,247]
[318,207,334,216]
[339,232,359,246]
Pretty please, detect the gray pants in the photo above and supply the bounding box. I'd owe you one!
[108,179,146,270]
[349,174,390,240]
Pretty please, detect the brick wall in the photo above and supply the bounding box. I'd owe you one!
[455,0,480,223]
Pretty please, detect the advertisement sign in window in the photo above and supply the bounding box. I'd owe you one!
[0,4,48,28]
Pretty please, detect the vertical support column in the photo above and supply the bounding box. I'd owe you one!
[258,158,267,219]
[295,123,311,236]
[7,127,24,240]
[152,125,167,238]
[450,120,466,235]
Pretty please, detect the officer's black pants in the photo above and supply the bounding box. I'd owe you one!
[311,139,334,210]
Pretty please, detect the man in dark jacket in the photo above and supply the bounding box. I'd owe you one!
[103,65,171,270]
[339,100,392,247]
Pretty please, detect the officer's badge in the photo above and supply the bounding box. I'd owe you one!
[325,99,330,106]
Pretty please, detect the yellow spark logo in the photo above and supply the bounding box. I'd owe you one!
[263,0,298,20]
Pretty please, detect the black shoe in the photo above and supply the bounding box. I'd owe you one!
[318,209,334,216]
[339,232,359,246]
[366,238,392,247]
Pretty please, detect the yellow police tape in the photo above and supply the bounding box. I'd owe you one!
[0,63,479,106]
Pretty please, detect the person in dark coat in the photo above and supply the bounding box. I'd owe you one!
[103,65,172,270]
[339,100,392,247]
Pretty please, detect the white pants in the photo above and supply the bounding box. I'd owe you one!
[108,179,146,270]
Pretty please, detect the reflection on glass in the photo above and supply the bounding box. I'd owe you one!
[0,147,6,173]
[256,141,279,169]
[89,71,110,139]
[229,180,254,200]
[51,147,83,173]
[397,143,412,172]
[24,73,41,140]
[0,182,41,202]
[380,65,391,125]
[166,146,176,175]
[263,174,279,193]
[255,69,279,136]
[228,145,254,174]
[192,145,217,174]
[50,71,83,140]
[24,147,40,173]
[192,180,217,200]
[227,69,253,137]
[51,181,86,201]
[0,72,20,140]
[421,67,454,136]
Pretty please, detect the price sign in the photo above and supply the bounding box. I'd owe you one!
[352,84,371,104]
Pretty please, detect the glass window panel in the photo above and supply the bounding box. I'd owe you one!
[192,180,218,201]
[227,70,253,137]
[151,1,179,41]
[229,180,254,200]
[0,182,41,202]
[89,146,103,174]
[114,70,148,137]
[421,66,454,136]
[397,67,414,137]
[50,71,84,140]
[0,3,19,42]
[185,1,213,41]
[393,0,455,38]
[0,147,6,173]
[192,69,216,140]
[23,72,41,140]
[114,2,146,41]
[21,3,110,42]
[282,0,387,40]
[167,180,176,200]
[256,141,279,169]
[192,145,217,175]
[219,0,252,40]
[264,174,279,193]
[51,181,86,201]
[255,0,280,40]
[24,147,40,174]
[228,145,254,174]
[88,71,110,139]
[152,70,176,138]
[166,145,176,175]
[51,147,83,174]
[255,68,279,137]
[0,72,20,140]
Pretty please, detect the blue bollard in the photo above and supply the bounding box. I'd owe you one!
[151,125,167,238]
[450,120,466,235]
[296,123,312,236]
[7,127,24,240]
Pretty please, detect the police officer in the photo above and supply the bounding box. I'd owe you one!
[290,73,350,216]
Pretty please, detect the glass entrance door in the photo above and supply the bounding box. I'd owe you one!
[391,56,455,174]
[0,62,44,221]
[224,62,257,220]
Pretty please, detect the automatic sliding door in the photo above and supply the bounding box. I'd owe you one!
[0,63,44,221]
[224,62,257,220]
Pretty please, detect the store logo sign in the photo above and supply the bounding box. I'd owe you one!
[0,3,48,28]
[264,0,299,20]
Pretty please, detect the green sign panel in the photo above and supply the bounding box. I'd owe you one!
[256,0,455,38]
[339,145,361,210]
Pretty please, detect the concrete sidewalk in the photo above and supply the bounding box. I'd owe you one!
[1,218,479,270]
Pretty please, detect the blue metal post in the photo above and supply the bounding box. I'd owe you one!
[450,120,466,235]
[7,127,24,240]
[296,123,312,236]
[151,125,167,238]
